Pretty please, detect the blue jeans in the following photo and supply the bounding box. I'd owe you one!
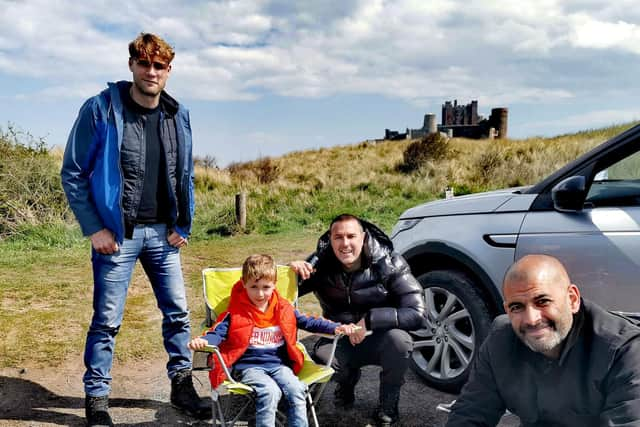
[239,365,308,427]
[83,223,192,396]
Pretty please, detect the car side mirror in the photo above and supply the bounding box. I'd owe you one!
[552,176,587,212]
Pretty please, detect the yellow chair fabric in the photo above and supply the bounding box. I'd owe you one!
[202,265,298,319]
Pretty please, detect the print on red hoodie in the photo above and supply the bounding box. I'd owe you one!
[249,326,284,349]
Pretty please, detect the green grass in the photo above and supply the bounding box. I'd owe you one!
[0,242,90,366]
[1,121,638,368]
[192,122,638,239]
[0,230,319,368]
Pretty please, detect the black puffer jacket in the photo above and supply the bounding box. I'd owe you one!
[298,219,426,331]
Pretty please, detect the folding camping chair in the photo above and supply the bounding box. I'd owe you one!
[196,265,343,427]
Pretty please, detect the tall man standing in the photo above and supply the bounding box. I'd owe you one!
[61,33,209,426]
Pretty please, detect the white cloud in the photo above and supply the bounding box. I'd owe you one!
[1,0,639,108]
[33,83,107,100]
[568,13,640,54]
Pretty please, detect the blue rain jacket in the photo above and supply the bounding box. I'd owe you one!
[61,81,195,244]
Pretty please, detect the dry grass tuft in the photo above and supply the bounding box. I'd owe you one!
[191,122,637,236]
[397,133,451,173]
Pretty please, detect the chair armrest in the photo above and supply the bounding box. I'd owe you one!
[308,326,371,368]
[194,345,239,384]
[310,332,337,339]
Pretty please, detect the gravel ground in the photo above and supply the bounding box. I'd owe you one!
[0,337,519,426]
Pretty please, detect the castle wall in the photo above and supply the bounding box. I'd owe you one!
[385,100,508,140]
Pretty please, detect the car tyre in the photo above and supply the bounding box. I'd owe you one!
[410,269,492,393]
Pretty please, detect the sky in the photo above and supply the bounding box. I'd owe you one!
[1,0,640,166]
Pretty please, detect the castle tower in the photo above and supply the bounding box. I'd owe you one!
[470,100,478,125]
[490,108,508,139]
[423,114,437,134]
[442,101,453,126]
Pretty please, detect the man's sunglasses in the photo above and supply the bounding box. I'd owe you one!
[135,59,169,70]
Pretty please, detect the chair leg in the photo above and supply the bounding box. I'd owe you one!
[309,382,329,406]
[214,392,255,427]
[211,390,227,426]
[211,389,252,427]
[307,393,320,427]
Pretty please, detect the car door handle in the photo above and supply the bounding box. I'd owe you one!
[483,234,518,248]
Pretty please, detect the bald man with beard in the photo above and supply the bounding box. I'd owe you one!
[446,254,640,427]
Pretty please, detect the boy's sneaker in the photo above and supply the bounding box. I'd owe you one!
[85,395,114,427]
[170,369,212,419]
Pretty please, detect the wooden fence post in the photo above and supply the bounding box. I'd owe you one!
[235,192,247,230]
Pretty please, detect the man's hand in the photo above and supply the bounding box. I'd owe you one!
[168,230,188,248]
[349,318,368,346]
[187,337,208,351]
[289,260,314,280]
[90,229,119,254]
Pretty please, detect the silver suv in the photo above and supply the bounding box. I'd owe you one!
[390,124,640,393]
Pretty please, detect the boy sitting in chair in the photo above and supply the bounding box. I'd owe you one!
[189,254,358,427]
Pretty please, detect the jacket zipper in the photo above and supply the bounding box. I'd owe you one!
[109,96,126,244]
[129,114,148,221]
[343,272,352,305]
[160,113,179,226]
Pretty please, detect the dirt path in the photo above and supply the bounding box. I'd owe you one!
[0,349,457,426]
[0,330,525,427]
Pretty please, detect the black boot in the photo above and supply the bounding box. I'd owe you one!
[85,395,114,427]
[334,369,361,409]
[376,382,400,427]
[170,369,212,419]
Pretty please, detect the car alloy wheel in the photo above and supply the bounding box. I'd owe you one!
[410,270,492,392]
[412,286,474,381]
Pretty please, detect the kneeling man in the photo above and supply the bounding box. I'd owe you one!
[446,254,640,427]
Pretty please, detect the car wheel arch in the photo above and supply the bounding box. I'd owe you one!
[401,241,504,316]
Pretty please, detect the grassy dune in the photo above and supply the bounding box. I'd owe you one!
[0,121,637,367]
[192,122,634,237]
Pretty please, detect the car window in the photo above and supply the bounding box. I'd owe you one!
[586,150,640,207]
